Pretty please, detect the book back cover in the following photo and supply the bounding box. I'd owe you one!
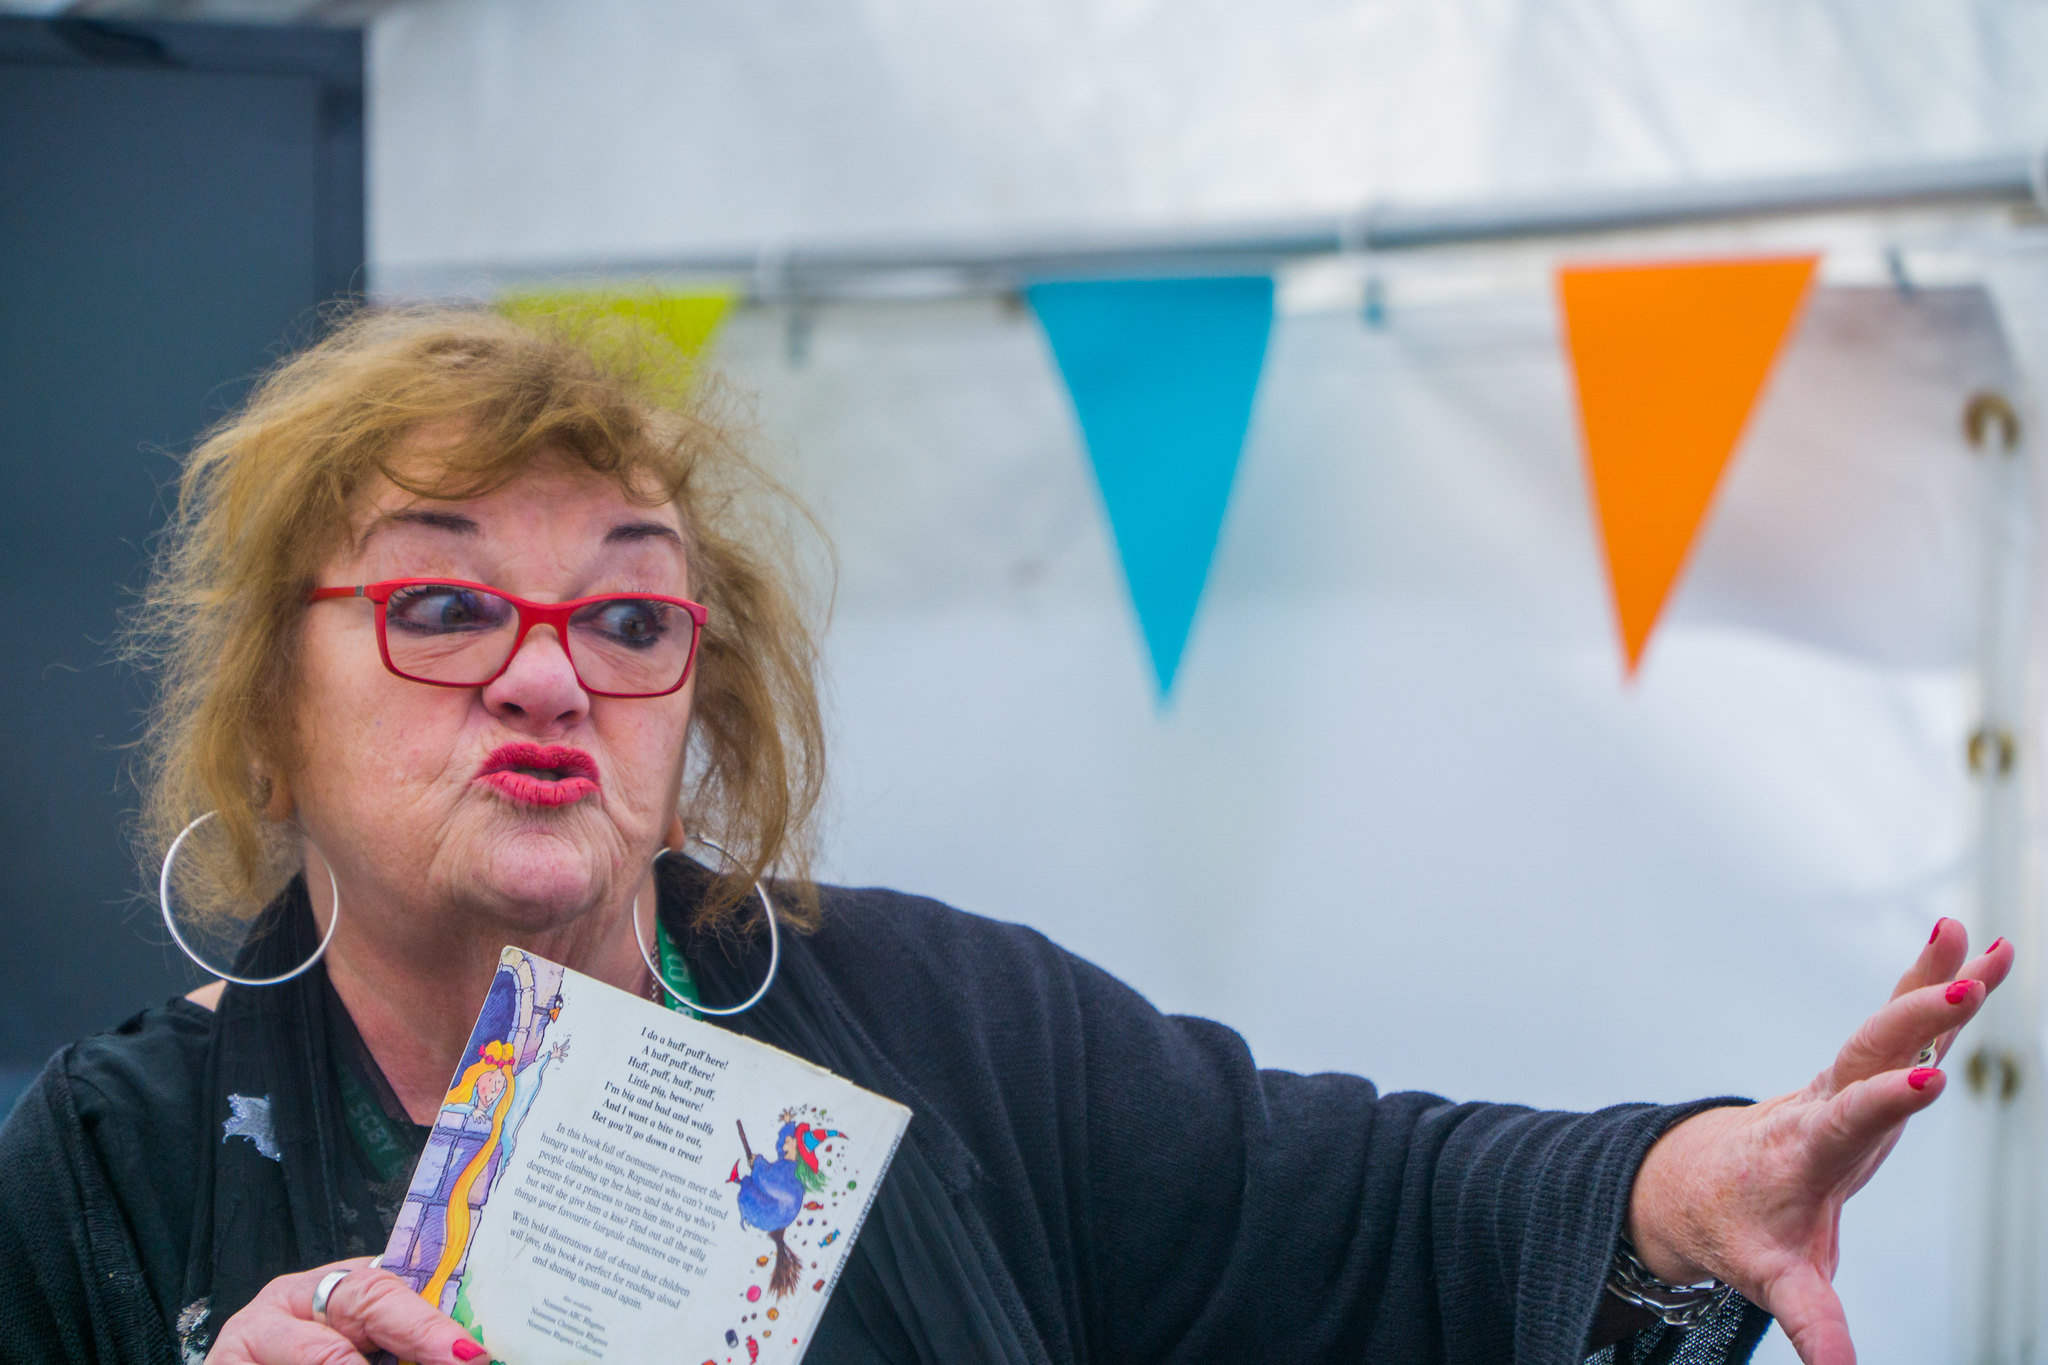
[377,946,909,1365]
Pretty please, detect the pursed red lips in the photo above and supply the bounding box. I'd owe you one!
[474,742,601,808]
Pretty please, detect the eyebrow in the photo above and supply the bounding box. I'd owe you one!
[357,510,682,551]
[606,520,686,548]
[359,509,479,547]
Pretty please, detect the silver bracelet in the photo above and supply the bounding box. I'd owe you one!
[1605,1236,1736,1329]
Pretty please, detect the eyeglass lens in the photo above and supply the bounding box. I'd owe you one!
[383,583,695,694]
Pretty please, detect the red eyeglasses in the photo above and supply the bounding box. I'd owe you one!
[308,578,709,698]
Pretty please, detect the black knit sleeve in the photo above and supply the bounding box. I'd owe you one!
[0,1002,215,1365]
[1055,948,1774,1364]
[0,1061,178,1365]
[788,886,1775,1365]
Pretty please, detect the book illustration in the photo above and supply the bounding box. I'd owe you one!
[716,1105,856,1362]
[383,948,569,1340]
[729,1112,843,1295]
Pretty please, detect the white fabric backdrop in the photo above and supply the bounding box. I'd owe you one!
[706,283,2015,1364]
[360,2,2048,1355]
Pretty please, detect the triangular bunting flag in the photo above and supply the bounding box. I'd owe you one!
[498,288,733,394]
[1028,276,1274,697]
[1560,255,1817,674]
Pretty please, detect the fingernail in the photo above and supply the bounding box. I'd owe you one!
[453,1342,487,1362]
[1910,1067,1940,1091]
[1947,980,1978,1005]
[1930,918,1948,945]
[1991,937,2008,954]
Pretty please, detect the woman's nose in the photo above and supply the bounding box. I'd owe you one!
[480,624,589,731]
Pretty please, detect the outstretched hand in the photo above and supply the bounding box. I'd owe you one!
[1626,919,2013,1365]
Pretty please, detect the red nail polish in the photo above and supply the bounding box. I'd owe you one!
[1991,937,2008,954]
[453,1342,487,1362]
[1947,980,1976,1005]
[1930,919,1947,945]
[1909,1067,1940,1091]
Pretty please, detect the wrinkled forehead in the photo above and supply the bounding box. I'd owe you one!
[336,450,690,590]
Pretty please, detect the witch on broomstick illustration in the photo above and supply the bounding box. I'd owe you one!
[728,1114,842,1297]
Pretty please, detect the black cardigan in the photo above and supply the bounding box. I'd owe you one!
[0,865,1771,1364]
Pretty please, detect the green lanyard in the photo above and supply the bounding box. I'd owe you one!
[336,1048,421,1183]
[340,924,702,1178]
[652,918,703,1019]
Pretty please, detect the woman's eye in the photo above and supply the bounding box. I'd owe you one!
[583,599,669,647]
[388,586,504,632]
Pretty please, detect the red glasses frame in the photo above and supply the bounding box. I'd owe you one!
[308,578,710,698]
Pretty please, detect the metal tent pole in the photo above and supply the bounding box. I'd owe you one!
[1954,384,2044,1365]
[374,147,2048,302]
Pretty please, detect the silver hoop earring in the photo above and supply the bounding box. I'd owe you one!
[631,835,779,1017]
[160,811,340,987]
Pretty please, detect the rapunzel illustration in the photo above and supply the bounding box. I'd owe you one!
[380,948,568,1338]
[419,1035,566,1310]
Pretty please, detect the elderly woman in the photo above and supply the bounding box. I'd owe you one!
[0,309,2008,1365]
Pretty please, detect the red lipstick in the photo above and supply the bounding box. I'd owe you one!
[474,742,600,808]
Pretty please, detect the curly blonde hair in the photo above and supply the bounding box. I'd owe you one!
[128,304,826,933]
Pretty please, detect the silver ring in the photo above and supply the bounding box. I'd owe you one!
[631,836,780,1017]
[310,1268,352,1328]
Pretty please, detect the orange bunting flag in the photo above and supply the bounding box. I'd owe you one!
[1560,255,1817,674]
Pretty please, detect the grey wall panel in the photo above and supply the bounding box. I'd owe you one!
[0,18,361,1097]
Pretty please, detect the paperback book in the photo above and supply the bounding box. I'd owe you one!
[374,946,910,1365]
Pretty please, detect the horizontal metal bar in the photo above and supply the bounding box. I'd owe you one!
[375,147,2047,302]
[1362,151,2042,247]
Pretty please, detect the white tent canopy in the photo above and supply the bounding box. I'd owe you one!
[369,0,2048,273]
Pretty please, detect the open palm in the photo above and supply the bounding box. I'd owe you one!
[1628,920,2014,1365]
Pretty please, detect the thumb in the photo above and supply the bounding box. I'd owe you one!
[1763,1261,1856,1365]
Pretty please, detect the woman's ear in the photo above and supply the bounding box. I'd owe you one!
[666,812,688,851]
[257,770,295,823]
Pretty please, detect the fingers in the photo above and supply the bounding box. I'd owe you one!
[1838,929,2017,1089]
[1831,979,1986,1087]
[236,1318,371,1365]
[1961,935,2016,996]
[1891,919,1966,999]
[1763,1261,1858,1365]
[1893,920,2013,1001]
[208,1261,377,1365]
[1804,1067,1946,1187]
[1922,931,2015,1066]
[308,1266,485,1365]
[274,1258,378,1316]
[210,1261,483,1365]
